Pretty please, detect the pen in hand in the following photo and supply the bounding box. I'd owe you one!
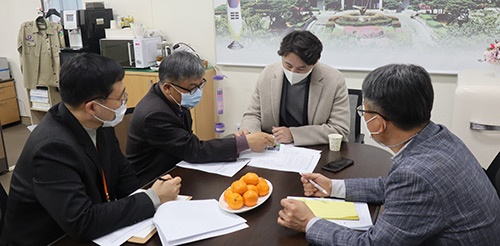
[300,173,328,195]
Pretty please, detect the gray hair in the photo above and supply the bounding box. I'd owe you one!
[158,51,205,84]
[362,64,433,131]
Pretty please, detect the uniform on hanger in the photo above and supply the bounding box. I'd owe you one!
[17,18,65,89]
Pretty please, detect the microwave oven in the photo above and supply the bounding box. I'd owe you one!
[100,36,161,68]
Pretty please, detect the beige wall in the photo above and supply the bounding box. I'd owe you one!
[4,0,458,148]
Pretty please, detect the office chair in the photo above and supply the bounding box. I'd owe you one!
[114,108,135,155]
[348,89,364,143]
[485,151,500,197]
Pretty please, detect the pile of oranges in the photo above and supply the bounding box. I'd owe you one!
[224,172,270,210]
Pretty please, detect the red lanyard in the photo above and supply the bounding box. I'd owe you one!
[101,168,111,202]
[96,144,110,202]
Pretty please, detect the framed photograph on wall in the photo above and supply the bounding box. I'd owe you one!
[214,0,500,74]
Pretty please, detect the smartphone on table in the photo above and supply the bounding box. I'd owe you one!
[322,157,354,173]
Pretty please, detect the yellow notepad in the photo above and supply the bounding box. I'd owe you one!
[301,199,359,220]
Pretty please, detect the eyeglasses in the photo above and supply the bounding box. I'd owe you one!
[106,91,128,105]
[170,78,206,95]
[356,105,389,120]
[87,91,128,105]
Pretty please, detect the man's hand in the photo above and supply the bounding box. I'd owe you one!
[151,174,182,203]
[301,173,331,197]
[272,126,293,144]
[234,129,250,137]
[277,198,315,232]
[245,132,275,152]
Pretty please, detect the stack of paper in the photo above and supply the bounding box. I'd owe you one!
[288,196,373,231]
[153,199,248,245]
[240,144,321,173]
[176,158,250,177]
[300,199,359,220]
[30,88,50,110]
[92,193,191,246]
[93,218,155,246]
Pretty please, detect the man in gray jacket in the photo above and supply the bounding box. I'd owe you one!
[237,31,350,146]
[278,64,500,245]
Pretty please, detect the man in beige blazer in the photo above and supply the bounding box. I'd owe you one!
[238,31,350,146]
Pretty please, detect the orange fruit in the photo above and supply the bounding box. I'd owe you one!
[247,184,258,194]
[227,192,244,210]
[224,188,233,202]
[242,190,258,207]
[239,176,247,184]
[231,180,248,195]
[256,178,269,196]
[242,172,259,185]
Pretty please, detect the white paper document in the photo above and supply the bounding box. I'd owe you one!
[240,144,321,173]
[92,194,191,246]
[153,199,248,246]
[288,196,373,231]
[93,218,154,246]
[176,158,250,177]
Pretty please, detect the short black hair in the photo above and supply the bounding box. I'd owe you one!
[59,53,124,107]
[362,64,434,131]
[277,30,322,65]
[158,51,205,85]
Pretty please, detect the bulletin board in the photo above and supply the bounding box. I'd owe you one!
[214,0,500,74]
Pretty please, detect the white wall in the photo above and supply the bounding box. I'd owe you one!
[0,0,41,118]
[4,0,458,149]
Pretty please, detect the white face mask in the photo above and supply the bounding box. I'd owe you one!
[362,115,389,147]
[93,101,127,127]
[363,114,417,149]
[283,66,313,85]
[363,115,383,136]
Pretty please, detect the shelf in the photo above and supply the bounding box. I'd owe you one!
[30,107,50,112]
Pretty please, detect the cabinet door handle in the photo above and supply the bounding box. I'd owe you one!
[470,121,500,131]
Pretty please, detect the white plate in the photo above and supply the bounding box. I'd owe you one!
[219,179,273,213]
[150,66,159,71]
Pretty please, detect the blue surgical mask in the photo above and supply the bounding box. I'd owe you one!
[170,86,203,109]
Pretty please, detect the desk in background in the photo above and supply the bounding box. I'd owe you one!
[54,142,393,245]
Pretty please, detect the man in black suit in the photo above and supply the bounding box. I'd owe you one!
[127,51,275,185]
[0,53,181,245]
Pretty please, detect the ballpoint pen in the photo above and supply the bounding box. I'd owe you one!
[300,173,328,195]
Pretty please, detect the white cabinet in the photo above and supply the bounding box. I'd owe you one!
[451,70,500,168]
